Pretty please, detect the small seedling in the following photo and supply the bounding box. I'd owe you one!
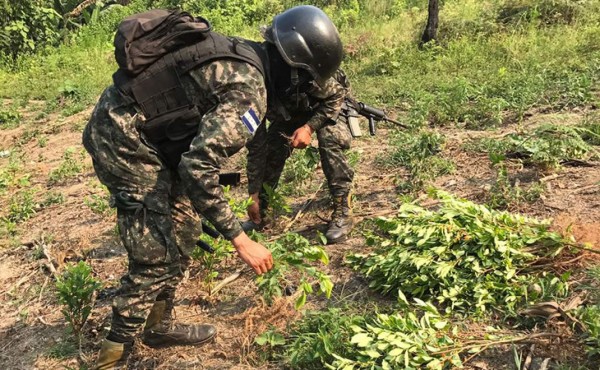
[263,184,292,219]
[56,261,102,354]
[379,130,454,192]
[0,108,21,128]
[48,148,85,184]
[191,233,235,295]
[8,188,37,222]
[84,194,112,215]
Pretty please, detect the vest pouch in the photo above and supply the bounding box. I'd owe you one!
[140,106,202,169]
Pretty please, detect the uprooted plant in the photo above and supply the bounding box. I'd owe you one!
[466,124,600,170]
[347,190,572,316]
[260,299,565,370]
[254,232,333,309]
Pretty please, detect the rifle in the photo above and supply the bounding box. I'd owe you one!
[349,99,408,135]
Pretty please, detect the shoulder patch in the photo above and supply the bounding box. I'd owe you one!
[241,108,260,134]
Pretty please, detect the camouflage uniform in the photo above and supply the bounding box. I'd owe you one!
[82,60,267,342]
[246,70,352,203]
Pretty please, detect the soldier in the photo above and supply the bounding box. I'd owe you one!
[82,6,343,369]
[242,26,355,244]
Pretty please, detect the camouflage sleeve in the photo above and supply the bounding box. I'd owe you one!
[179,61,267,240]
[305,76,347,131]
[245,122,267,195]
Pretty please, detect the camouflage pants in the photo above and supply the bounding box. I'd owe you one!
[261,114,354,198]
[83,87,201,342]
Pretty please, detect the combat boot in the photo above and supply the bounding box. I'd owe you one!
[325,193,353,244]
[94,339,129,370]
[142,300,216,347]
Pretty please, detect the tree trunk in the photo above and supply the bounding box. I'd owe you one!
[420,0,440,46]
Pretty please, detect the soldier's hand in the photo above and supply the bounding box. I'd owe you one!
[290,124,314,149]
[247,193,261,224]
[232,232,273,275]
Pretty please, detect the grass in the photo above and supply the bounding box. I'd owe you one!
[48,148,86,184]
[378,130,454,192]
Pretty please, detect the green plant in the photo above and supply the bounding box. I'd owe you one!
[466,125,600,170]
[0,152,30,193]
[7,188,37,222]
[579,113,600,146]
[0,108,22,128]
[487,155,544,210]
[47,339,78,359]
[347,191,569,316]
[0,0,61,59]
[16,128,40,146]
[55,261,102,351]
[379,130,454,192]
[280,146,321,195]
[37,134,48,147]
[84,194,111,214]
[255,328,286,348]
[48,147,85,184]
[577,304,600,357]
[223,185,254,219]
[254,232,333,309]
[43,191,65,207]
[263,184,292,219]
[191,233,235,295]
[282,308,366,369]
[330,300,461,370]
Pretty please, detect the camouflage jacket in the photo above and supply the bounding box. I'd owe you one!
[84,60,267,241]
[245,70,348,195]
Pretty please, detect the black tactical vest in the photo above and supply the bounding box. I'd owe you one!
[112,10,266,168]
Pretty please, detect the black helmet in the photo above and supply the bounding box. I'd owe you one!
[265,5,343,86]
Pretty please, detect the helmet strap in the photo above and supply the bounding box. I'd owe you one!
[290,67,299,87]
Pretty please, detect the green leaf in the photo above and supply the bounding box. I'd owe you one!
[295,291,307,310]
[350,333,372,348]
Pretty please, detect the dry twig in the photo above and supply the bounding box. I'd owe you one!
[66,0,97,18]
[283,182,324,233]
[210,267,247,296]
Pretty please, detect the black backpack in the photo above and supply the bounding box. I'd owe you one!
[111,9,266,168]
[114,9,211,76]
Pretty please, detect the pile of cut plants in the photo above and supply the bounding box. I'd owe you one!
[257,191,599,370]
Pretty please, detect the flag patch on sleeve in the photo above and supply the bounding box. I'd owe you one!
[241,108,260,134]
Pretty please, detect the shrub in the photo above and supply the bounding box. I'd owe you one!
[0,0,62,60]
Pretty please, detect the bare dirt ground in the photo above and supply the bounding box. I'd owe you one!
[0,100,598,369]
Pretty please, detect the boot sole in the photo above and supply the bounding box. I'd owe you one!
[326,235,349,244]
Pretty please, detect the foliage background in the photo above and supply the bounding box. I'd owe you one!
[1,0,599,129]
